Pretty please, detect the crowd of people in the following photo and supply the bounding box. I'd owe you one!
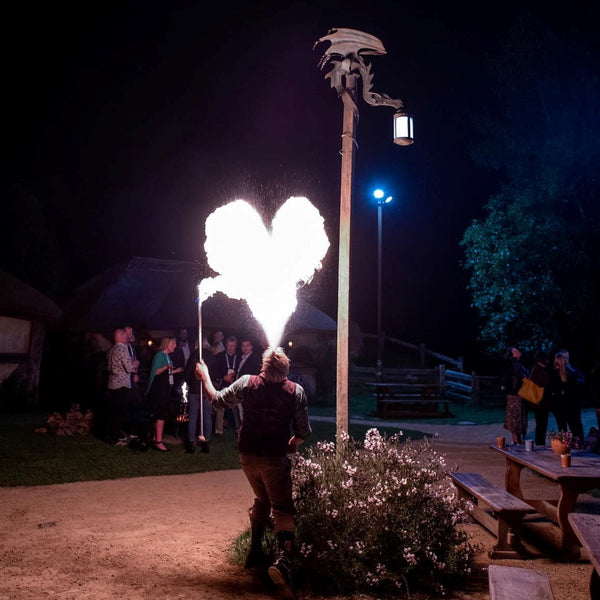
[102,326,267,453]
[500,346,593,446]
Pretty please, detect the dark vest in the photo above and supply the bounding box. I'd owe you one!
[238,375,297,456]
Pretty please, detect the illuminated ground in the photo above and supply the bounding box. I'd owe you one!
[0,434,598,600]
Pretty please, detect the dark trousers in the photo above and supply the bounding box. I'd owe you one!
[533,405,549,446]
[124,381,150,438]
[554,409,584,442]
[239,453,295,534]
[106,386,129,443]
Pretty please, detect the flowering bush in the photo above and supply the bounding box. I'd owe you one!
[547,430,580,449]
[291,429,475,596]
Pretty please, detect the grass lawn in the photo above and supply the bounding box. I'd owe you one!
[0,382,506,487]
[0,407,427,487]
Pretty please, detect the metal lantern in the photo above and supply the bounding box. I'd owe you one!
[393,111,414,145]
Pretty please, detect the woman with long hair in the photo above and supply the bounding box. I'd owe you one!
[546,351,584,443]
[145,336,183,451]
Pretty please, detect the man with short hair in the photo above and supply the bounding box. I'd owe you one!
[106,328,139,445]
[196,347,311,600]
[123,325,146,440]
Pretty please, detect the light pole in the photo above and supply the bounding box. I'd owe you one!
[315,28,413,444]
[373,189,392,382]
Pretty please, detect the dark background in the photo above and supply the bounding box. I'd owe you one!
[4,1,596,366]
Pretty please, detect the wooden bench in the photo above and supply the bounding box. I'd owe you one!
[366,371,450,418]
[377,396,451,418]
[568,513,600,599]
[488,565,555,600]
[450,472,535,558]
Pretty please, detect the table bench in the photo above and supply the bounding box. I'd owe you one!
[488,565,555,600]
[568,513,600,599]
[450,472,535,558]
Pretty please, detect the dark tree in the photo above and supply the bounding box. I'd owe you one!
[460,13,600,366]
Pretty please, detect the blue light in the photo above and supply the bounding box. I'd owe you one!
[373,189,392,205]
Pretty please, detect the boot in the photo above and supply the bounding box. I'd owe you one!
[268,531,296,600]
[244,523,267,569]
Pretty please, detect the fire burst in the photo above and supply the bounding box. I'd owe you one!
[198,196,330,348]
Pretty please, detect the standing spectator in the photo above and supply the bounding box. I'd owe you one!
[528,350,551,445]
[171,328,191,400]
[212,335,240,435]
[237,337,262,378]
[123,325,148,440]
[500,346,529,445]
[209,329,225,356]
[233,337,263,429]
[145,336,183,451]
[106,328,139,445]
[546,350,584,442]
[183,339,212,454]
[195,347,311,600]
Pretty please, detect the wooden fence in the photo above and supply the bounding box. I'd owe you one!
[351,364,502,407]
[356,333,504,405]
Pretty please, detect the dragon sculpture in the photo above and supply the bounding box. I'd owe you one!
[314,27,404,115]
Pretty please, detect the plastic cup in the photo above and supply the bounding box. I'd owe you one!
[496,436,506,449]
[525,440,534,451]
[561,453,571,467]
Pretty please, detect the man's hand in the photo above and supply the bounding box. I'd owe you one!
[195,360,209,382]
[195,360,216,401]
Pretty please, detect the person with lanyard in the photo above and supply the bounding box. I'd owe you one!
[212,335,239,435]
[145,336,183,451]
[233,337,262,430]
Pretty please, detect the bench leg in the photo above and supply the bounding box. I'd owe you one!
[490,514,529,559]
[590,570,600,600]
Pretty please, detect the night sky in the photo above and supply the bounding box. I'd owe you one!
[4,1,597,361]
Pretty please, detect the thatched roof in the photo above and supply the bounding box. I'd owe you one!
[0,269,62,321]
[59,256,336,338]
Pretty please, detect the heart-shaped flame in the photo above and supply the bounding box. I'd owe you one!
[198,197,330,348]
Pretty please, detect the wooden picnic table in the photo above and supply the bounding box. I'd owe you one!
[489,444,600,560]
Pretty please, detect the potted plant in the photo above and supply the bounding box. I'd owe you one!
[547,430,580,455]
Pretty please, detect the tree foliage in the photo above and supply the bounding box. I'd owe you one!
[461,13,600,364]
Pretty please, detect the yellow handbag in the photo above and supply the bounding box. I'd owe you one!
[518,377,544,405]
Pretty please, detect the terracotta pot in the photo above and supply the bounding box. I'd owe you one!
[551,438,570,455]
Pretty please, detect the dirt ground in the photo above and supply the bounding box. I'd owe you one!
[1,437,598,600]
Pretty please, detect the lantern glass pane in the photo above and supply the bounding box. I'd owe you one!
[393,114,414,145]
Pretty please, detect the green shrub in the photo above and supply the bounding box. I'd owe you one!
[291,429,475,597]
